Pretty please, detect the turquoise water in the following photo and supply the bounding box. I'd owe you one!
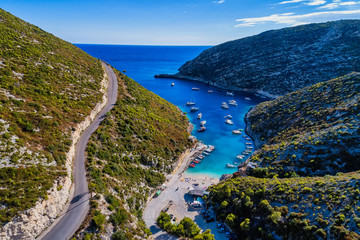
[76,45,266,177]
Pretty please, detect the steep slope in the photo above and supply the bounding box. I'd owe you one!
[0,8,105,237]
[76,70,192,239]
[156,20,360,96]
[209,172,360,239]
[245,73,360,177]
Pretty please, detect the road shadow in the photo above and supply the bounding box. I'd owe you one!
[71,192,89,204]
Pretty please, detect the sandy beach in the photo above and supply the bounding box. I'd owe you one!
[143,143,228,240]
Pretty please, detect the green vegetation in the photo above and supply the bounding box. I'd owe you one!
[247,73,360,177]
[209,173,360,239]
[156,212,215,240]
[0,9,104,224]
[81,70,192,239]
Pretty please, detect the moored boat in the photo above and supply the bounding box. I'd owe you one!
[226,92,234,96]
[200,120,206,126]
[197,113,202,119]
[245,97,251,100]
[187,102,196,106]
[189,163,196,168]
[192,87,200,91]
[171,82,175,86]
[226,163,237,168]
[203,151,210,156]
[225,119,233,125]
[208,90,213,93]
[246,146,253,149]
[221,103,229,109]
[197,126,206,132]
[237,155,245,159]
[232,129,242,134]
[228,100,237,106]
[197,155,205,160]
[191,107,199,112]
[224,114,232,119]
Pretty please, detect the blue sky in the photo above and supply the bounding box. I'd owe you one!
[2,0,360,45]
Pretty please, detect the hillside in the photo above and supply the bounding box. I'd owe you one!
[208,172,360,239]
[0,7,105,232]
[156,20,360,96]
[245,73,360,177]
[76,70,192,239]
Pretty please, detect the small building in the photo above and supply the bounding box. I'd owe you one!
[188,187,209,197]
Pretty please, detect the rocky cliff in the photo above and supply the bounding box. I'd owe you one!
[245,73,360,177]
[157,20,360,96]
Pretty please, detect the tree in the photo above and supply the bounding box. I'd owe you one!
[240,218,250,232]
[180,217,201,237]
[194,229,215,240]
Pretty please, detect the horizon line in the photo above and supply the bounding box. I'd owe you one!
[73,43,214,47]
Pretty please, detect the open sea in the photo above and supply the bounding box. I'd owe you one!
[76,44,266,177]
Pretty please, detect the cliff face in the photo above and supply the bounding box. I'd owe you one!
[245,73,360,177]
[168,20,360,96]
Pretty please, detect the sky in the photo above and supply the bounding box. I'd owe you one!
[1,0,360,45]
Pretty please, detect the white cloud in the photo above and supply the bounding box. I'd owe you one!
[213,0,225,3]
[279,0,327,5]
[319,1,359,9]
[235,9,360,27]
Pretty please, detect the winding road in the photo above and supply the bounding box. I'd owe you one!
[40,62,118,240]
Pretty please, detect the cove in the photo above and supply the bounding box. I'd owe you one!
[76,44,266,177]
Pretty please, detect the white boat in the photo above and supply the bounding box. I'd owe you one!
[197,155,205,160]
[245,97,251,100]
[187,102,196,106]
[226,92,234,96]
[246,142,252,145]
[226,163,237,168]
[197,113,202,119]
[191,107,199,112]
[203,151,210,156]
[171,83,175,86]
[208,90,213,93]
[224,114,232,119]
[228,100,237,106]
[192,87,200,91]
[237,155,245,159]
[232,130,241,134]
[200,120,206,126]
[225,119,233,125]
[221,103,229,109]
[245,138,251,141]
[208,145,215,150]
[246,146,253,149]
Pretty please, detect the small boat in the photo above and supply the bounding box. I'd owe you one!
[208,145,215,150]
[226,92,234,96]
[225,119,233,125]
[171,83,175,86]
[200,120,206,126]
[208,90,213,93]
[205,147,214,153]
[203,151,210,156]
[246,146,253,149]
[221,103,229,109]
[245,137,251,141]
[197,127,206,132]
[232,130,242,134]
[191,107,199,112]
[192,87,200,91]
[228,100,237,106]
[193,160,200,164]
[197,113,202,119]
[197,155,205,160]
[237,155,245,159]
[246,142,252,145]
[189,163,196,168]
[224,115,232,119]
[187,102,196,106]
[245,97,251,100]
[226,163,237,168]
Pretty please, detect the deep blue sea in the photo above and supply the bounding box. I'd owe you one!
[76,44,266,177]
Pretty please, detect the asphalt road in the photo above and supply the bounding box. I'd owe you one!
[41,62,118,240]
